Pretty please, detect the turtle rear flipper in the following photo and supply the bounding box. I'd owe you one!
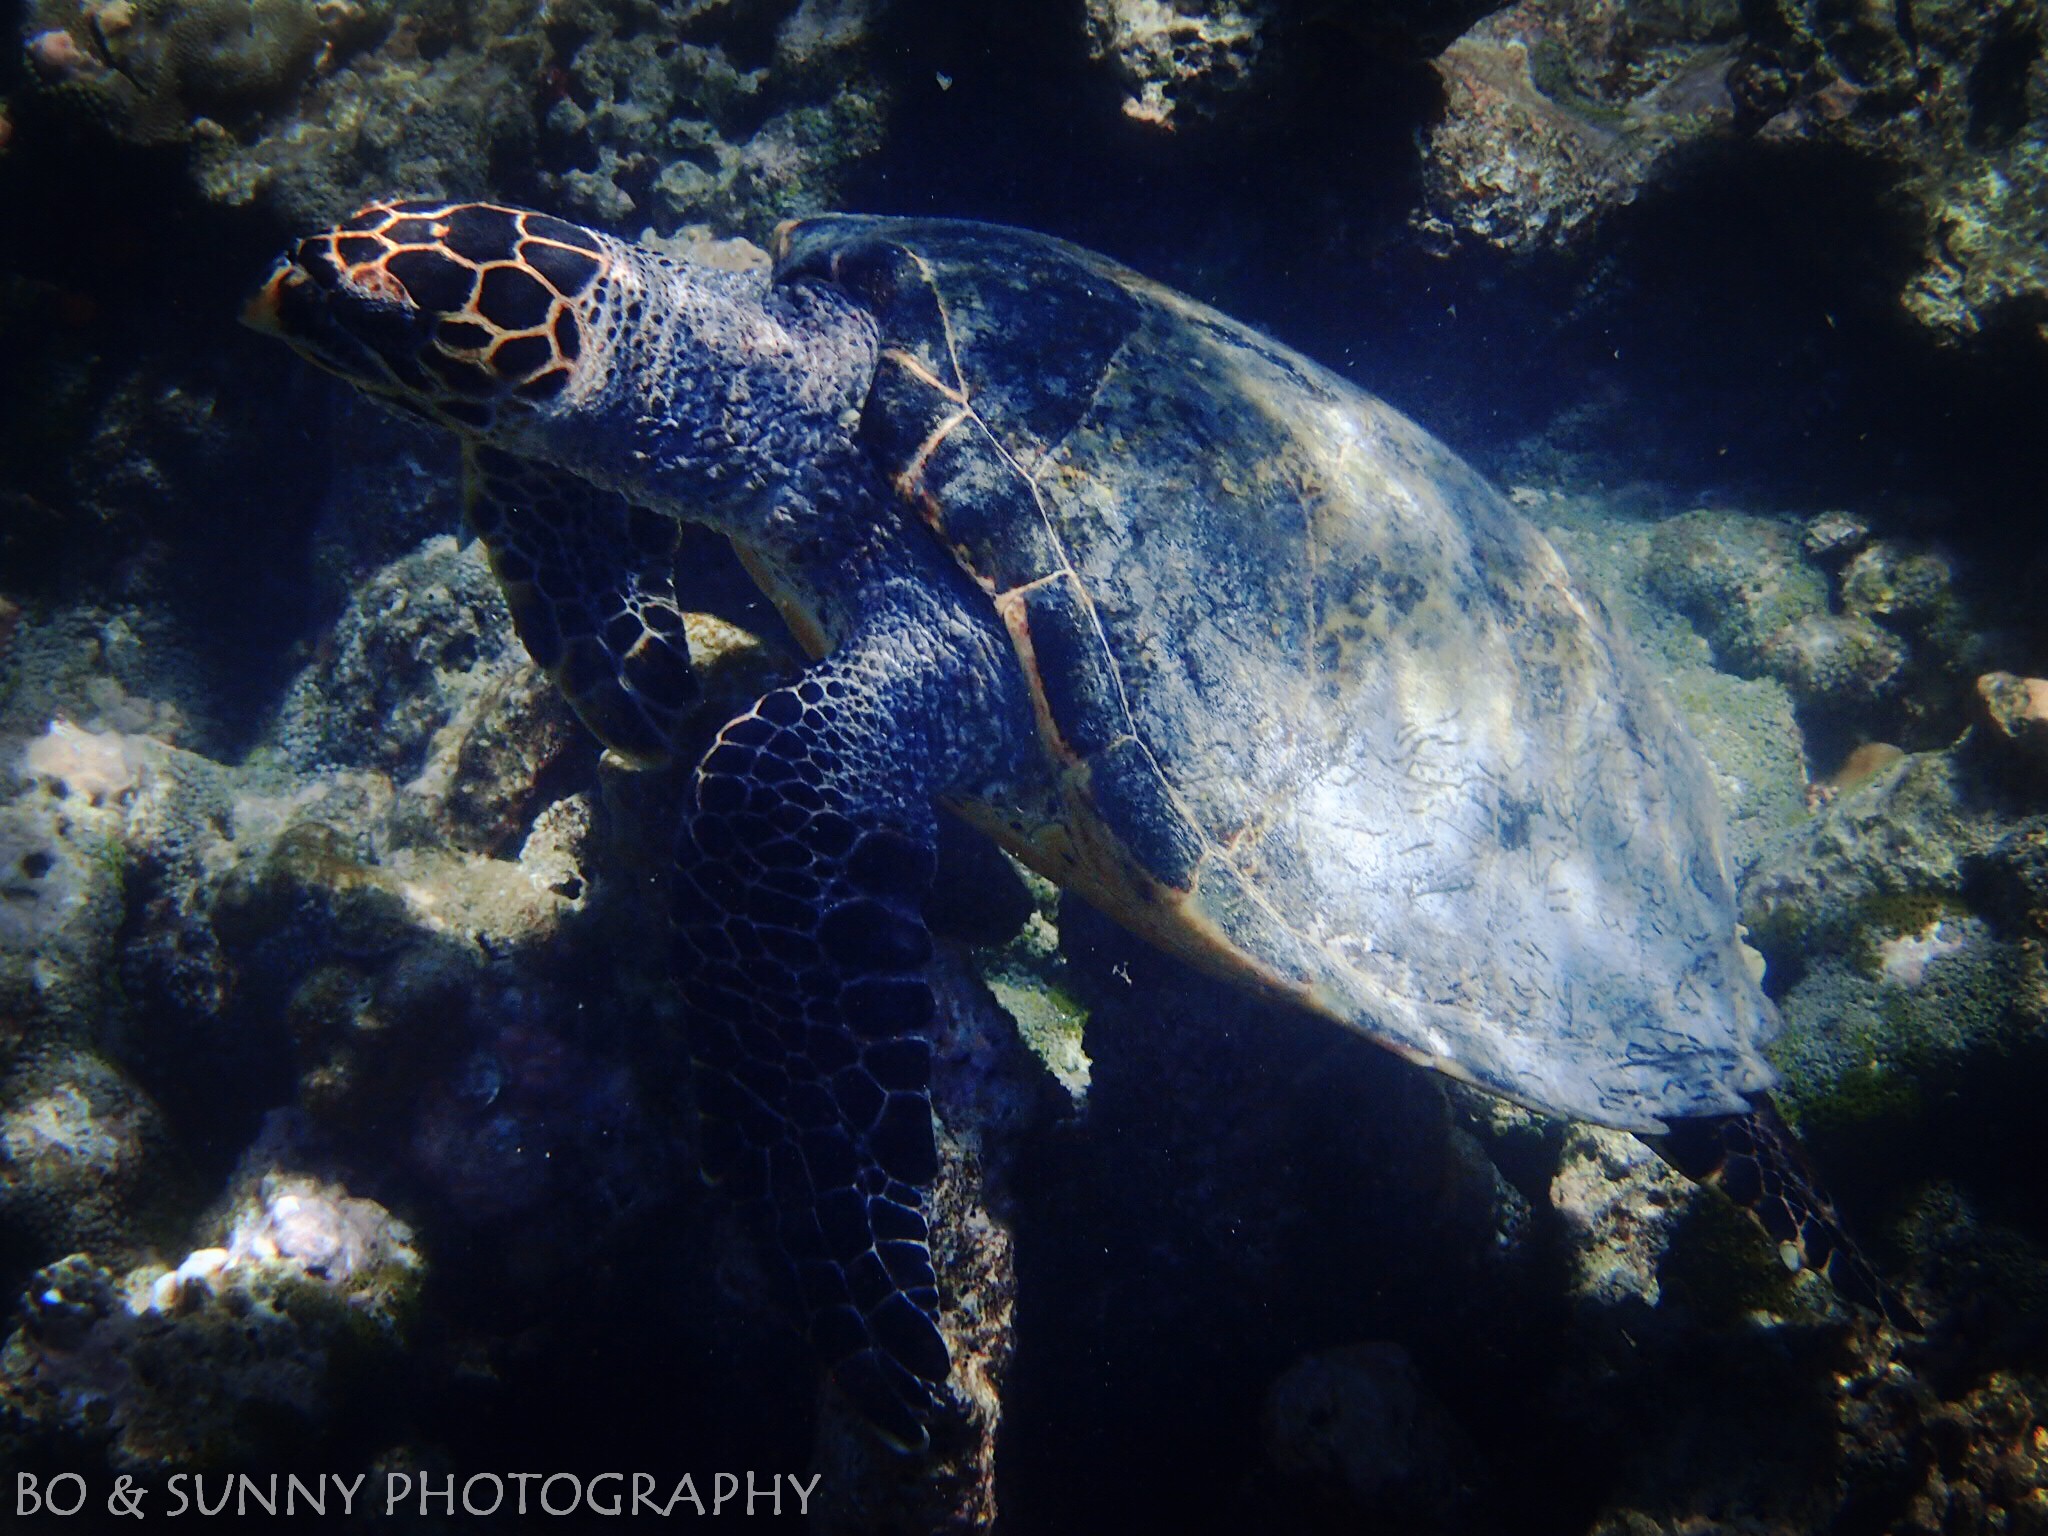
[465,444,698,767]
[1653,1098,1919,1331]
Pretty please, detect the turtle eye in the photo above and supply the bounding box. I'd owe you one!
[297,238,342,291]
[385,247,478,315]
[436,318,494,353]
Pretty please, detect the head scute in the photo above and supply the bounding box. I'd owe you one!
[247,198,612,432]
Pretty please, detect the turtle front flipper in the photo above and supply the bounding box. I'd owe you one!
[673,598,1028,1450]
[464,444,697,767]
[1652,1098,1918,1330]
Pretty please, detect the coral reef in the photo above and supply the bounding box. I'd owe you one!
[1739,744,2048,1261]
[1641,506,1989,755]
[1647,508,1829,674]
[1978,671,2048,786]
[1758,611,1907,712]
[24,0,396,147]
[1419,0,2048,343]
[18,0,887,235]
[1415,0,1743,254]
[1741,0,2048,341]
[0,1046,183,1266]
[1082,0,1267,128]
[1,734,132,1044]
[0,1167,418,1468]
[1744,750,1997,966]
[534,0,887,238]
[0,523,740,1474]
[0,721,238,1265]
[272,533,543,777]
[22,0,542,226]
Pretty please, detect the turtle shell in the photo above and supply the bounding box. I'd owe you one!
[773,216,1775,1133]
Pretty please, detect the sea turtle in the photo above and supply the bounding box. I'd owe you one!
[247,201,1899,1448]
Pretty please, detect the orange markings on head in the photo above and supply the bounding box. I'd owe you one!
[267,200,610,422]
[350,262,411,305]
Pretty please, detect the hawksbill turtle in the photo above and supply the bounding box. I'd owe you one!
[247,200,1904,1448]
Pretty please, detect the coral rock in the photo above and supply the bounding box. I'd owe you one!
[1840,540,1955,624]
[1647,508,1829,675]
[1801,509,1871,564]
[0,1172,418,1469]
[1549,1124,1695,1309]
[1977,672,2048,766]
[1083,0,1267,127]
[1417,0,1740,254]
[1264,1341,1469,1521]
[1761,611,1908,709]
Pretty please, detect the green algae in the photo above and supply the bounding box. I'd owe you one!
[1660,1186,1801,1322]
[1527,36,1633,130]
[1768,935,2029,1151]
[966,859,1092,1100]
[1784,1057,1925,1147]
[979,954,1093,1102]
[1846,888,1970,976]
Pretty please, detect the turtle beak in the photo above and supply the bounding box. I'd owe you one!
[243,247,402,381]
[242,261,289,334]
[242,256,308,338]
[244,241,479,431]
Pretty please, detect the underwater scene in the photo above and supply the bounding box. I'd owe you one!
[3,0,2048,1531]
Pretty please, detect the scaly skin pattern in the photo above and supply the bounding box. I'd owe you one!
[248,200,1915,1450]
[1653,1101,1916,1328]
[676,589,1032,1446]
[464,445,698,767]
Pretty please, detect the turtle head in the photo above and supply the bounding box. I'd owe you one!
[246,199,611,438]
[253,199,881,528]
